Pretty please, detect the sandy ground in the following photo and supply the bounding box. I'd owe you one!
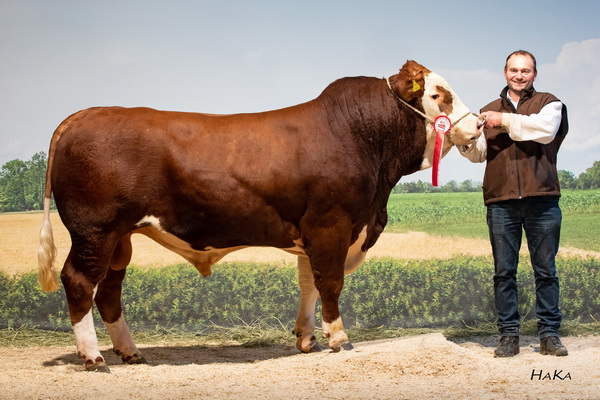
[1,213,599,399]
[0,334,598,400]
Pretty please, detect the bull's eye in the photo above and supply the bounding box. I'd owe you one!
[431,94,440,100]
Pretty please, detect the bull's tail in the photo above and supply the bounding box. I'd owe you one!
[38,197,59,291]
[37,123,67,292]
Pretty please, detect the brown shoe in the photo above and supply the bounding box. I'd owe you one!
[540,336,568,356]
[494,335,519,357]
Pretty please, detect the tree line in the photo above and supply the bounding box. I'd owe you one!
[1,153,600,212]
[393,162,600,193]
[0,152,48,212]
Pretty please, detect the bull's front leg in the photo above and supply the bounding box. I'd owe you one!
[300,217,354,352]
[293,255,322,352]
[316,269,353,352]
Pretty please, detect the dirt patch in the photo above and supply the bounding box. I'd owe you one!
[0,333,598,399]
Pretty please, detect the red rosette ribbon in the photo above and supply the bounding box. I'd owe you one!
[432,115,452,187]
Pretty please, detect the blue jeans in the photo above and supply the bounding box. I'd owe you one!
[486,196,562,338]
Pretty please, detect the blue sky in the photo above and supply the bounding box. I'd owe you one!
[1,0,599,184]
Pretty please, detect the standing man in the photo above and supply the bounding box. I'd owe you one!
[460,50,569,357]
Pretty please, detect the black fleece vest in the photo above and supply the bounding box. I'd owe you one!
[480,87,569,205]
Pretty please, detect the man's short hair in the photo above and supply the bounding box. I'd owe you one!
[505,50,537,73]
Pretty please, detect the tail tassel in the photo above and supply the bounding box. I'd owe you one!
[38,198,60,292]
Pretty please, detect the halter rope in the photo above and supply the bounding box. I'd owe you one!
[385,77,477,133]
[385,77,482,187]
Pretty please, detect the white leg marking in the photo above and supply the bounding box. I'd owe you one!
[294,255,320,352]
[104,313,140,358]
[73,308,102,362]
[322,316,349,348]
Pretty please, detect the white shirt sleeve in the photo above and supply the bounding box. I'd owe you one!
[457,133,487,163]
[457,101,563,163]
[501,101,563,144]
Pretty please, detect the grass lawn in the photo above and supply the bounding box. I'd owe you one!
[386,190,600,252]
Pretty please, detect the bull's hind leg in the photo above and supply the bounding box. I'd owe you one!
[293,255,322,352]
[95,235,146,365]
[61,242,113,373]
[96,269,146,365]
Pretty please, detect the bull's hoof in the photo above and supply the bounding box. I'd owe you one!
[295,333,323,353]
[307,340,323,353]
[122,353,148,365]
[330,341,354,353]
[297,339,323,353]
[85,361,111,373]
[114,348,148,365]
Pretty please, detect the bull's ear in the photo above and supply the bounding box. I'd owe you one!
[393,60,427,101]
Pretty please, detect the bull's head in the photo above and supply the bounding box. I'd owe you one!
[390,60,483,170]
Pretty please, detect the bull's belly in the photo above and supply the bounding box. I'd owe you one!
[133,216,367,276]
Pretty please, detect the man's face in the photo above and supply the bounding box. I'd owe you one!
[504,54,537,96]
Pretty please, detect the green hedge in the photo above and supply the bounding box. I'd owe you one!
[1,256,599,330]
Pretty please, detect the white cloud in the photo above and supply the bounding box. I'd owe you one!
[534,39,600,176]
[539,39,600,153]
[554,39,600,70]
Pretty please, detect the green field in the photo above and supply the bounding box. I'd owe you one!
[386,189,600,252]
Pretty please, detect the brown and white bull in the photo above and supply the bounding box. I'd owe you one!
[38,60,482,372]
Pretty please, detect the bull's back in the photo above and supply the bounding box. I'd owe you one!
[53,105,329,172]
[49,105,366,241]
[53,104,354,193]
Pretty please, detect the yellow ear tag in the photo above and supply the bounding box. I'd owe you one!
[412,79,421,92]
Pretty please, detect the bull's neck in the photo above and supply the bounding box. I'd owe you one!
[316,78,428,189]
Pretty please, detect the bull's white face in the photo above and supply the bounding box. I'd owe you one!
[419,72,482,170]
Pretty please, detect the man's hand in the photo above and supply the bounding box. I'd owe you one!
[480,111,503,129]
